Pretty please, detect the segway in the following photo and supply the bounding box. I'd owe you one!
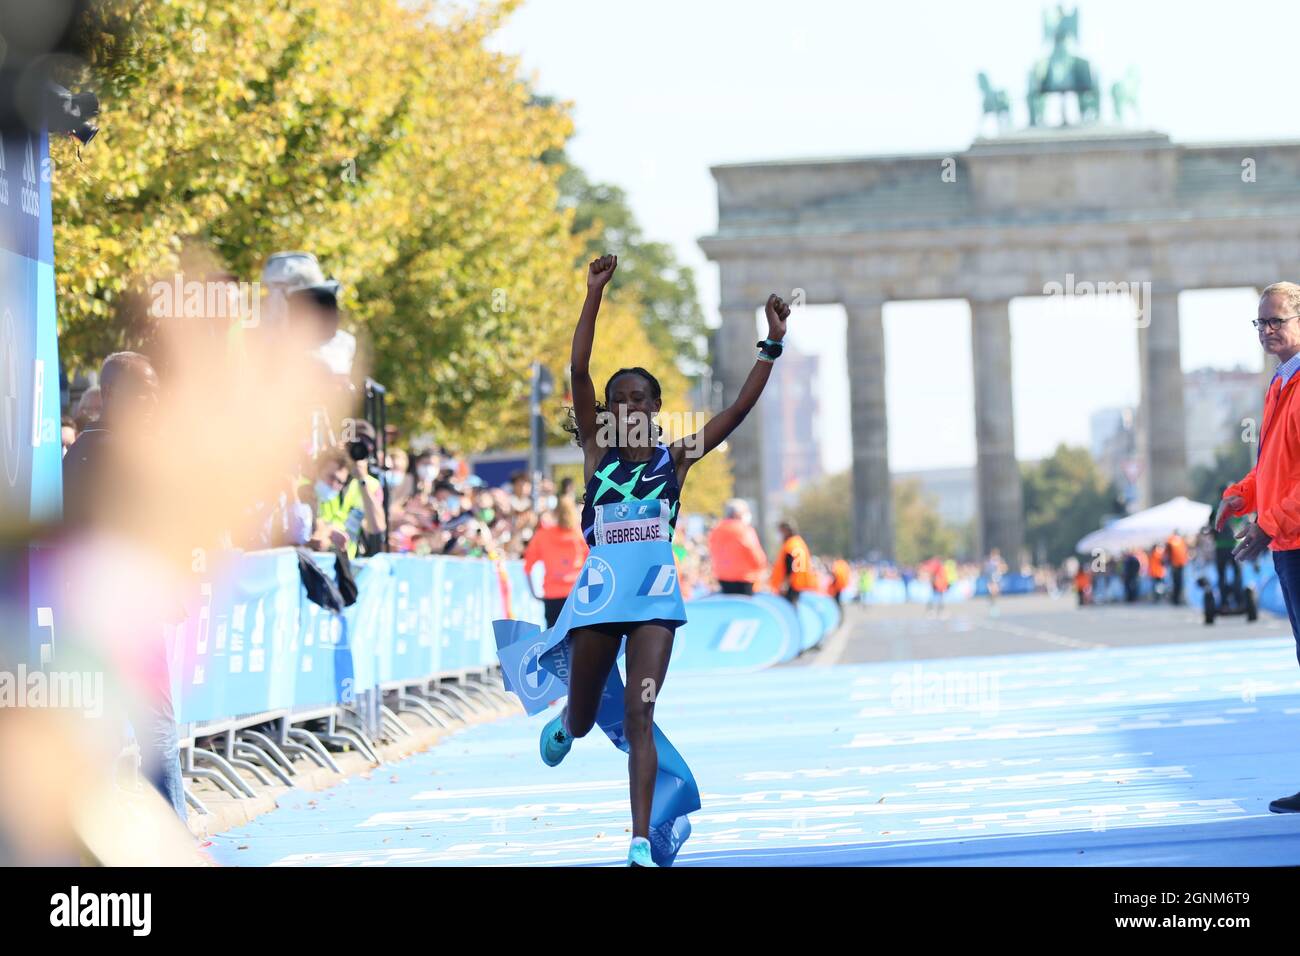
[1197,575,1257,625]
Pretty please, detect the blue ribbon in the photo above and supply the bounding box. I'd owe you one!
[494,539,699,866]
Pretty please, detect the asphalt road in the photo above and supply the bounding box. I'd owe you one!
[807,592,1296,666]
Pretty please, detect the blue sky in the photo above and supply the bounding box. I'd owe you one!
[491,0,1289,472]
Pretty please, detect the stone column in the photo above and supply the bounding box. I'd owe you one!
[844,300,894,560]
[715,303,768,542]
[969,297,1025,562]
[1137,287,1189,504]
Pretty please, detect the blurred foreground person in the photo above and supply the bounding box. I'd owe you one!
[62,352,186,820]
[42,252,346,861]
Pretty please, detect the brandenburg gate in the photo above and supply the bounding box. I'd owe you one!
[700,127,1300,560]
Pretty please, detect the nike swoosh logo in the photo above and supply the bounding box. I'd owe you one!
[639,472,667,484]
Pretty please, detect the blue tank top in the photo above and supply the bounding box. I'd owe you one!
[580,443,681,547]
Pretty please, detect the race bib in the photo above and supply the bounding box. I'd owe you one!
[592,499,670,546]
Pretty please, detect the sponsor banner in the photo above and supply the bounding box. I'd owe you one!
[671,595,798,670]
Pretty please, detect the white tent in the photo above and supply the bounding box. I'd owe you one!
[1076,496,1213,555]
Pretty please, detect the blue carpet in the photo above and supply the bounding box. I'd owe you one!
[207,637,1300,866]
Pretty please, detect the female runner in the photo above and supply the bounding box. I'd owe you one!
[542,252,789,866]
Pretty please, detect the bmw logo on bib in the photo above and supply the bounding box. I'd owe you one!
[573,556,616,615]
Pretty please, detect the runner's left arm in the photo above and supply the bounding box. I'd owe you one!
[671,293,790,478]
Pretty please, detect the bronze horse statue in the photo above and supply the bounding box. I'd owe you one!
[1027,5,1100,126]
[978,71,1012,131]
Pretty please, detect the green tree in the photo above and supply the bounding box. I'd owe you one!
[787,471,961,562]
[785,470,852,557]
[892,479,961,566]
[1021,444,1123,563]
[1190,437,1254,506]
[56,0,580,451]
[543,143,708,376]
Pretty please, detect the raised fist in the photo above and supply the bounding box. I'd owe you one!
[764,293,791,340]
[588,254,618,291]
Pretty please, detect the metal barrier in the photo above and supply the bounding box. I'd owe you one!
[165,550,845,811]
[168,549,545,811]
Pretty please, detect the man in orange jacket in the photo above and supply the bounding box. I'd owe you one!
[829,557,852,604]
[708,499,768,595]
[1216,281,1300,814]
[1165,532,1189,606]
[771,520,817,606]
[523,497,589,628]
[1148,543,1165,601]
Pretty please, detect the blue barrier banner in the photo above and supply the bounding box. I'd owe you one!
[796,598,825,651]
[799,593,837,649]
[750,594,806,662]
[974,573,1036,596]
[151,549,595,725]
[676,595,800,669]
[343,555,395,697]
[174,550,301,724]
[436,558,495,673]
[0,125,63,669]
[386,555,439,682]
[494,540,697,866]
[503,560,546,629]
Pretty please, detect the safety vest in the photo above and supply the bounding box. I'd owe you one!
[1148,546,1165,578]
[524,524,589,599]
[829,558,851,595]
[772,535,818,592]
[317,474,380,559]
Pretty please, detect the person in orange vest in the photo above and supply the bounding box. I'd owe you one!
[708,498,768,595]
[828,557,852,606]
[1148,543,1166,602]
[827,556,852,625]
[1165,531,1189,606]
[925,556,950,616]
[523,496,589,628]
[1073,563,1092,606]
[771,519,817,606]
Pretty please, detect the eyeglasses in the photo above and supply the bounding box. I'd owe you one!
[1252,315,1300,331]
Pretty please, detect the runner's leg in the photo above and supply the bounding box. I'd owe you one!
[562,627,621,738]
[622,622,675,840]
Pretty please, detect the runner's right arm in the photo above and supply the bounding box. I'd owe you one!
[571,254,617,482]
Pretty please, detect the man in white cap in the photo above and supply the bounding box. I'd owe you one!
[261,251,356,381]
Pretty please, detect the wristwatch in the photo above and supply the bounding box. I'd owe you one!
[757,338,783,360]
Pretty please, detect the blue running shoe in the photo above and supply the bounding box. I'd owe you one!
[627,837,658,867]
[540,712,572,767]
